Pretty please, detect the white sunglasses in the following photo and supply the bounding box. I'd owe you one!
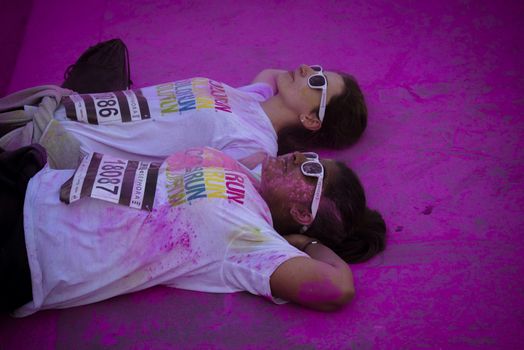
[308,65,328,123]
[300,152,324,231]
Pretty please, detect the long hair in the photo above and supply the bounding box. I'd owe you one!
[277,73,368,155]
[306,161,386,263]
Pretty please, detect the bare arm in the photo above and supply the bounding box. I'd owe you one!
[252,69,287,94]
[270,234,355,311]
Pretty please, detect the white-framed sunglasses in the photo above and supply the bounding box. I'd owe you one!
[308,65,328,123]
[300,152,324,231]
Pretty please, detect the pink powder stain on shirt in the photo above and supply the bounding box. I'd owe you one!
[162,239,175,252]
[228,249,292,275]
[165,153,195,170]
[178,231,191,249]
[160,230,191,254]
[166,147,261,191]
[165,147,222,170]
[102,206,146,233]
[108,204,184,271]
[147,206,183,248]
[135,204,203,272]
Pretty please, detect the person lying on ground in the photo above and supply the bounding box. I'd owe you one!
[1,146,385,316]
[0,65,367,168]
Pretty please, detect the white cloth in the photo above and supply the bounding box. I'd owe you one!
[16,147,306,317]
[53,79,277,162]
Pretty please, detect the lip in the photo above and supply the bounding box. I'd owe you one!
[283,154,292,174]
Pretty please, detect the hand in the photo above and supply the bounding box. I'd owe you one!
[283,234,314,250]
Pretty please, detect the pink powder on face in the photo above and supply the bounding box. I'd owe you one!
[260,155,317,205]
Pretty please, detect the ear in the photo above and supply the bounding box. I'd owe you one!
[299,113,322,131]
[289,204,314,226]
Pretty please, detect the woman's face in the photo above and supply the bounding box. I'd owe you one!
[259,152,337,230]
[276,64,345,119]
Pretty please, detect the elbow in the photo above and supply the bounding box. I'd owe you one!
[330,285,355,310]
[340,285,356,305]
[310,286,355,312]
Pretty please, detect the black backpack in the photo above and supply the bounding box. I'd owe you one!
[62,38,132,93]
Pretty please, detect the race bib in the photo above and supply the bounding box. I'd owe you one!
[60,152,161,211]
[62,90,151,124]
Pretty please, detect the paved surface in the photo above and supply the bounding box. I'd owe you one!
[1,1,523,349]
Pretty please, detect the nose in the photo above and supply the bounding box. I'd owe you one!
[299,64,311,77]
[292,152,307,165]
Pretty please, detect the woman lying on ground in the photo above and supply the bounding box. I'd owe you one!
[0,145,385,316]
[0,64,367,169]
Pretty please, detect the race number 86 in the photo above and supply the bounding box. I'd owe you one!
[93,94,119,118]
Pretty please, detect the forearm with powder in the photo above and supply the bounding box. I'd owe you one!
[303,240,353,281]
[298,239,355,308]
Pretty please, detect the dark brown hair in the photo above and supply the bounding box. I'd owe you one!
[307,161,386,263]
[277,73,368,154]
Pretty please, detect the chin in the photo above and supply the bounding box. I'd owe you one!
[276,72,290,88]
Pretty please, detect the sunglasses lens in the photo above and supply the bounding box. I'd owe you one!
[302,152,318,160]
[302,162,323,175]
[309,75,326,87]
[310,65,322,72]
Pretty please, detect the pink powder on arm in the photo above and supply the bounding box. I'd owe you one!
[297,279,346,304]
